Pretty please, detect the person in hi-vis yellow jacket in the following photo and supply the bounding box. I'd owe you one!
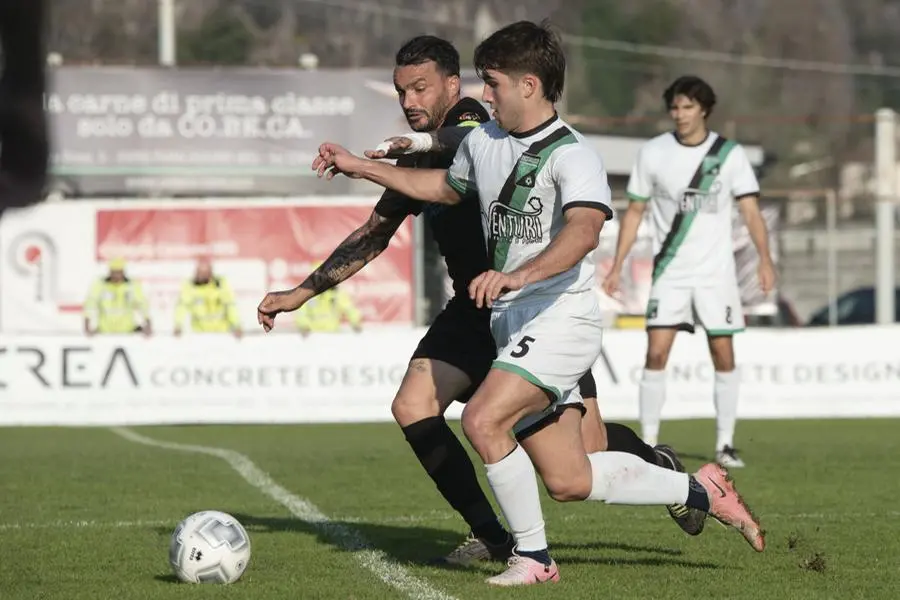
[83,258,151,336]
[174,258,242,338]
[294,262,363,336]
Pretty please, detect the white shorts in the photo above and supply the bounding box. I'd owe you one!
[646,277,745,335]
[489,291,604,435]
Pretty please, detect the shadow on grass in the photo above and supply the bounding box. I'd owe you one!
[153,513,728,572]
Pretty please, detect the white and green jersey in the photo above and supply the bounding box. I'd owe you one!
[626,131,760,284]
[446,116,613,306]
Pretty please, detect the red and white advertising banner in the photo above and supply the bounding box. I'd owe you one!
[0,198,414,334]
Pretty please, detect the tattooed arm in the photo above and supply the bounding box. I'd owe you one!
[296,209,404,296]
[257,208,405,331]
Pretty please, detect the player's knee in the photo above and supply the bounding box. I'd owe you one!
[543,473,591,502]
[460,403,499,448]
[391,392,440,428]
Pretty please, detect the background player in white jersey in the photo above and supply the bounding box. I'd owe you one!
[313,23,765,586]
[604,75,776,468]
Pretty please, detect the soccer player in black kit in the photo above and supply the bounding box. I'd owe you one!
[257,35,703,566]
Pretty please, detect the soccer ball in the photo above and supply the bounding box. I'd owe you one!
[168,510,251,584]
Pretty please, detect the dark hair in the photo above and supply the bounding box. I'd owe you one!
[663,75,717,117]
[395,35,460,77]
[473,20,565,103]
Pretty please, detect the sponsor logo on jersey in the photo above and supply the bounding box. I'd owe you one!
[456,111,485,123]
[514,152,541,188]
[488,197,544,244]
[678,180,723,213]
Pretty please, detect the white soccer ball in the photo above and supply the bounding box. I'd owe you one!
[168,510,251,584]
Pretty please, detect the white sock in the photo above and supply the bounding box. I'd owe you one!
[484,445,547,552]
[639,369,666,446]
[587,451,690,505]
[714,370,739,450]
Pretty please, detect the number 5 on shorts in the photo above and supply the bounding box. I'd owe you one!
[510,335,536,358]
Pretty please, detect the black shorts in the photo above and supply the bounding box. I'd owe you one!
[410,296,494,403]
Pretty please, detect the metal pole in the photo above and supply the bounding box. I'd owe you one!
[158,0,176,66]
[826,190,838,326]
[875,108,896,325]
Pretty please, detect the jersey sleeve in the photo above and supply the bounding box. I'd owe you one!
[728,144,761,200]
[374,155,422,217]
[625,145,653,202]
[446,132,478,198]
[555,145,614,219]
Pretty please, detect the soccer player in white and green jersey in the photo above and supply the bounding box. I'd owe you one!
[604,76,777,468]
[313,28,765,586]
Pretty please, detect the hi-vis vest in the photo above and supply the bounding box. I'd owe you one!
[295,288,361,333]
[83,278,149,333]
[175,277,240,333]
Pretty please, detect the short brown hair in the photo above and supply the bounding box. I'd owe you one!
[474,20,566,103]
[664,76,717,117]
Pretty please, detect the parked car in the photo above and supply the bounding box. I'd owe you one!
[806,286,900,326]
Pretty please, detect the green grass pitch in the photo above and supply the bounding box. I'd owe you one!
[2,419,899,599]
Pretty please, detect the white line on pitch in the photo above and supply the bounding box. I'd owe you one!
[0,519,171,531]
[110,427,457,600]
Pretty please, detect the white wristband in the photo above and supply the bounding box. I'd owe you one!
[375,132,434,156]
[404,132,434,153]
[374,141,394,155]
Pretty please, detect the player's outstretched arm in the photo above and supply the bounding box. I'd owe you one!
[312,142,462,205]
[365,127,474,159]
[256,209,404,332]
[300,210,405,296]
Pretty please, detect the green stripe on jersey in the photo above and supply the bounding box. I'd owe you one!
[652,138,736,282]
[446,172,470,196]
[490,127,578,271]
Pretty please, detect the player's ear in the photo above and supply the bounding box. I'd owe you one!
[447,75,460,96]
[521,74,540,99]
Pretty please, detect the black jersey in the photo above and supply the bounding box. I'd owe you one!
[374,97,490,299]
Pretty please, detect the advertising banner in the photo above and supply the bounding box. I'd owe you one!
[44,67,488,197]
[0,198,413,334]
[2,327,898,426]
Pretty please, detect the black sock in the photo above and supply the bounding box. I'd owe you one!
[604,422,661,465]
[685,476,711,512]
[517,548,552,567]
[402,416,508,546]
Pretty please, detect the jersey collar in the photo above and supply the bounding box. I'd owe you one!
[509,112,559,139]
[671,130,712,147]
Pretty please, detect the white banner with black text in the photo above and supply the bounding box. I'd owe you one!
[1,326,898,425]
